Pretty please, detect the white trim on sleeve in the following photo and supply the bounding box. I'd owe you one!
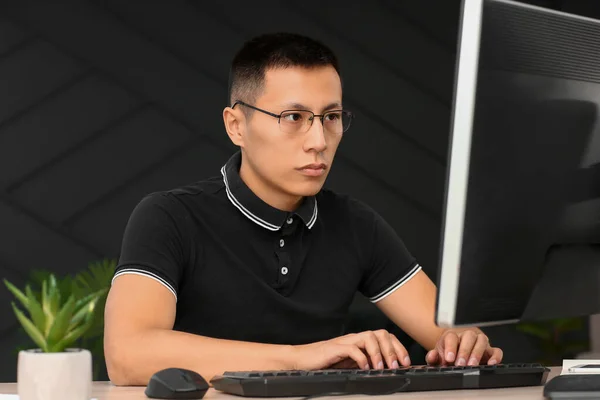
[112,268,177,302]
[369,264,422,303]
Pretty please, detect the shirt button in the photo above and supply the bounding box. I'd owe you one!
[279,239,285,247]
[281,266,289,275]
[286,217,293,225]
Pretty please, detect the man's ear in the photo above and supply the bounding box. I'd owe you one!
[223,106,245,147]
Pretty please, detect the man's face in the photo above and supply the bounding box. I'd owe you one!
[239,65,344,199]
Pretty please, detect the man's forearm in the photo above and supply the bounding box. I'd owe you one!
[106,328,296,385]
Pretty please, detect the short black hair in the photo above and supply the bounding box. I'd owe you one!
[228,32,341,107]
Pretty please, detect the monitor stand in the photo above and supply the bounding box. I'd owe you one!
[522,244,600,321]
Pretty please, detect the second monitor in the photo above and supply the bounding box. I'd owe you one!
[436,0,600,328]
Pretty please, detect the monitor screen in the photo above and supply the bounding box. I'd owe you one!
[436,0,600,327]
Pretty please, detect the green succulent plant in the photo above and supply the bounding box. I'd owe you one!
[516,317,589,365]
[4,274,106,353]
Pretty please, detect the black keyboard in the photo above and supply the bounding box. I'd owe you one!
[210,363,550,397]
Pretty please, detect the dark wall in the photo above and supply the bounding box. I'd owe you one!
[0,0,593,382]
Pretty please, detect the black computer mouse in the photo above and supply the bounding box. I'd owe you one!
[145,367,209,399]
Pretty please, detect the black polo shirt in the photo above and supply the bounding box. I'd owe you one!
[113,151,421,345]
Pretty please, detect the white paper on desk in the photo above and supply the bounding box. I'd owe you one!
[561,359,600,375]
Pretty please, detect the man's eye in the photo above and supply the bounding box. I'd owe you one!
[283,113,304,122]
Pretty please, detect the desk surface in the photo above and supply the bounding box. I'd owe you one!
[0,367,560,399]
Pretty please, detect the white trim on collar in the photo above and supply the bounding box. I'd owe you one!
[220,165,318,230]
[221,166,281,231]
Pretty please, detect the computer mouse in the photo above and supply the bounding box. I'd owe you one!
[145,367,209,399]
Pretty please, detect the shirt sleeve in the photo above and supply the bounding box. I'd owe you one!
[112,192,187,301]
[358,207,422,303]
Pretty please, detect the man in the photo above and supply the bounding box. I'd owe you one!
[104,32,503,386]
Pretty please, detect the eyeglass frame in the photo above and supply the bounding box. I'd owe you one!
[231,100,354,134]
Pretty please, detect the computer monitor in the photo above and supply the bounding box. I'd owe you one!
[436,0,600,328]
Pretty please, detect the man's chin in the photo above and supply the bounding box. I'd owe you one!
[288,180,326,197]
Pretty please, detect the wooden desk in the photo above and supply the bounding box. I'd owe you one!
[0,367,560,399]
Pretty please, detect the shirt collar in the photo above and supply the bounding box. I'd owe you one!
[220,151,318,231]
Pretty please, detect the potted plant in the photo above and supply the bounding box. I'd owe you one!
[17,259,117,380]
[516,316,590,365]
[4,273,106,400]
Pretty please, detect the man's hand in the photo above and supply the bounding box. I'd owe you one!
[425,329,503,366]
[292,330,411,371]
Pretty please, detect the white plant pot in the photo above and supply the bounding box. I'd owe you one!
[17,348,92,400]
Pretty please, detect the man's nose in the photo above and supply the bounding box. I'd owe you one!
[304,117,327,152]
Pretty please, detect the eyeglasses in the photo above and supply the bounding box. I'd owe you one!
[232,100,354,135]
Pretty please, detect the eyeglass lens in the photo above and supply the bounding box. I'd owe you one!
[279,110,352,134]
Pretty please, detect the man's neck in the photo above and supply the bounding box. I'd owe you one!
[239,159,303,212]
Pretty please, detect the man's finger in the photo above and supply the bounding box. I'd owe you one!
[373,330,399,369]
[455,331,477,366]
[486,347,503,365]
[441,332,460,365]
[426,349,440,365]
[338,344,369,370]
[481,342,502,363]
[389,333,411,367]
[360,331,384,369]
[466,333,489,366]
